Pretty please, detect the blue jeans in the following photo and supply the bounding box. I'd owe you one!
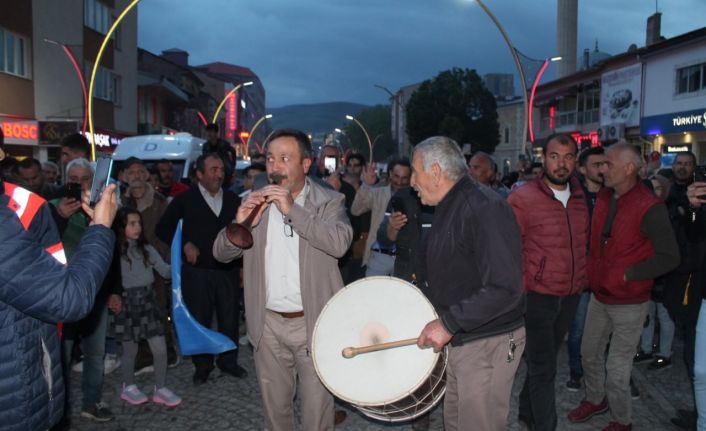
[694,300,706,430]
[567,291,591,376]
[641,300,675,358]
[63,305,108,410]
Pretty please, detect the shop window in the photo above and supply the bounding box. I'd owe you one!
[0,27,31,79]
[676,62,705,95]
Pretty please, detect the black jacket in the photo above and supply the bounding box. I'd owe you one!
[156,186,240,271]
[420,175,524,346]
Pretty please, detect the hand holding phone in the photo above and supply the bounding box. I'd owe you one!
[89,155,114,207]
[324,156,338,176]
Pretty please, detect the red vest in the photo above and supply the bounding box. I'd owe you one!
[507,176,589,296]
[588,182,659,304]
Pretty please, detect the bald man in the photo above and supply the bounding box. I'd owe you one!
[468,152,509,198]
[568,143,679,430]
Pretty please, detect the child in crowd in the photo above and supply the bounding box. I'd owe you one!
[110,207,181,407]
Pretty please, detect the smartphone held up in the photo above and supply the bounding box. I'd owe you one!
[89,155,114,207]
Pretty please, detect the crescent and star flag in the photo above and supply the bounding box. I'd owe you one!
[171,219,236,356]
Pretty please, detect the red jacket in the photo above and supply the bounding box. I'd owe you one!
[508,175,589,296]
[588,183,659,304]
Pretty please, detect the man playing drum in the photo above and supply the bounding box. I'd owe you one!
[412,136,526,430]
[213,129,353,431]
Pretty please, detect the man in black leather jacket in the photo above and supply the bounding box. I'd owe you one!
[412,136,525,431]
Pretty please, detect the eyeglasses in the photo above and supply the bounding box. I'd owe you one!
[283,216,293,237]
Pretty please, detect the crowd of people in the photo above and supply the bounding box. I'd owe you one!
[1,125,706,431]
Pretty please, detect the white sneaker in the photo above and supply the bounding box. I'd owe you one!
[72,361,83,373]
[104,354,121,375]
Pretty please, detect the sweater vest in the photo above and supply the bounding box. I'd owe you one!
[589,183,659,304]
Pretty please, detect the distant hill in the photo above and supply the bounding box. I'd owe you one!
[268,102,369,134]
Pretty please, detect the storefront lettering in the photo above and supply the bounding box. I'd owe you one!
[672,111,706,128]
[80,131,122,147]
[2,122,38,140]
[666,145,690,153]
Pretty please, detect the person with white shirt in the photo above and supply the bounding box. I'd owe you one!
[156,153,247,385]
[507,134,590,431]
[212,129,353,431]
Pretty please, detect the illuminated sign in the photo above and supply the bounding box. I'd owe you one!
[570,131,600,147]
[80,131,122,147]
[641,108,706,135]
[549,106,556,129]
[662,144,692,153]
[0,118,39,145]
[227,93,237,132]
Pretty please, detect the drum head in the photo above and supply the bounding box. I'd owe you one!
[312,276,439,406]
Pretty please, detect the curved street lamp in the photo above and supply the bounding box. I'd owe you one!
[44,39,88,134]
[246,113,273,153]
[472,0,529,155]
[345,114,373,161]
[528,56,562,143]
[87,0,141,160]
[212,81,254,124]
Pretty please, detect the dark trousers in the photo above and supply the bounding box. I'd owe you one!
[519,292,580,431]
[182,265,240,376]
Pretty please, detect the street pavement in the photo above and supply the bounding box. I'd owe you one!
[67,333,695,430]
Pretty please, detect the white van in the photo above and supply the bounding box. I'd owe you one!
[112,133,205,180]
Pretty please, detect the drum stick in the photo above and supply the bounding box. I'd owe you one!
[342,337,419,359]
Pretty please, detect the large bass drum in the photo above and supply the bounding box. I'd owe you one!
[312,276,446,422]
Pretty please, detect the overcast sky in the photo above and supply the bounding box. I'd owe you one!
[137,0,705,108]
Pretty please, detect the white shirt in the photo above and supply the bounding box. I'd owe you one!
[198,183,223,216]
[264,180,310,312]
[551,184,571,208]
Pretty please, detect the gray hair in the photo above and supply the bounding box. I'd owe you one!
[607,142,643,170]
[42,160,59,171]
[65,158,94,176]
[413,136,468,182]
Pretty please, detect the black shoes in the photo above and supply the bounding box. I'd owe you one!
[566,372,582,392]
[647,356,672,370]
[633,350,653,363]
[220,364,248,379]
[192,371,210,386]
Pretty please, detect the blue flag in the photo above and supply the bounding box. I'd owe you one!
[171,220,236,355]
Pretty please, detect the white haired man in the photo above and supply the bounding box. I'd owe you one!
[412,136,526,430]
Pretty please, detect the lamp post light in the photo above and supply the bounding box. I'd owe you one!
[472,0,529,156]
[44,39,88,134]
[345,114,373,162]
[212,81,253,124]
[528,56,562,144]
[246,114,273,154]
[87,0,141,160]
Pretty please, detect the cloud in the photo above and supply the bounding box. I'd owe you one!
[137,0,705,107]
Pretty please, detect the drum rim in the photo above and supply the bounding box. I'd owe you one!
[312,275,441,407]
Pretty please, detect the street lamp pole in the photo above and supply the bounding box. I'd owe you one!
[212,81,254,123]
[528,56,562,144]
[345,115,373,162]
[44,39,88,134]
[473,0,529,155]
[87,0,141,161]
[246,114,273,154]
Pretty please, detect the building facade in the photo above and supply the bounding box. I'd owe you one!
[640,28,706,163]
[0,0,138,161]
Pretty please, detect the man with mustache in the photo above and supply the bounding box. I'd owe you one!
[213,129,352,430]
[508,134,589,431]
